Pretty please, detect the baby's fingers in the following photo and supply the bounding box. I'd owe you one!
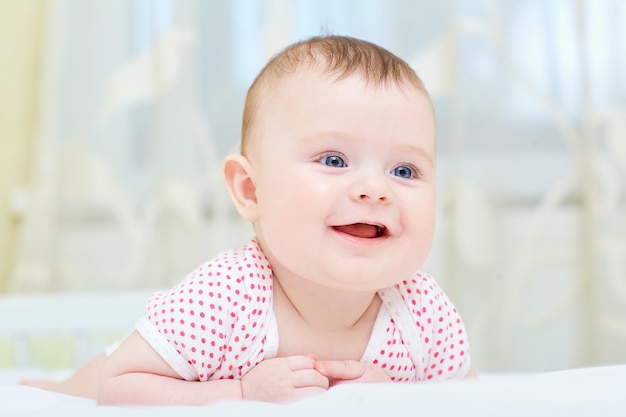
[286,355,318,371]
[315,360,365,380]
[292,368,330,390]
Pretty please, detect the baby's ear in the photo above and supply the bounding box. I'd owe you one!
[222,154,259,222]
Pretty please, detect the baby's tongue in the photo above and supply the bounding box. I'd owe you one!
[334,223,378,238]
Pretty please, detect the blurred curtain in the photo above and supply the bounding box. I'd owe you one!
[0,0,48,292]
[7,0,626,373]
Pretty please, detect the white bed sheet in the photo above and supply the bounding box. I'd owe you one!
[1,365,625,417]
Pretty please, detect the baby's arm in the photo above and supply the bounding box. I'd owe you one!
[98,331,241,405]
[98,331,329,405]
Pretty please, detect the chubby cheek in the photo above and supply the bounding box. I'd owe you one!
[403,197,437,261]
[254,170,320,247]
[258,165,330,217]
[254,196,324,280]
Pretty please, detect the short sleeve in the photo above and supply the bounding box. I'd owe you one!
[396,273,471,381]
[135,241,275,381]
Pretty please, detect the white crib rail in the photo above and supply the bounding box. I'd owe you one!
[0,290,154,368]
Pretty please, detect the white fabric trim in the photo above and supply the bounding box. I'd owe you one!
[360,299,390,363]
[135,316,198,381]
[378,287,425,380]
[264,310,280,359]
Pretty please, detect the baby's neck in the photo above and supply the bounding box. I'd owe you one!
[272,273,380,332]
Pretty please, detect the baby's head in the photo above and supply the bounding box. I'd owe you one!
[224,35,437,292]
[241,35,431,159]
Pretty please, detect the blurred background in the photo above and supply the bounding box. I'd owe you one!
[1,0,625,374]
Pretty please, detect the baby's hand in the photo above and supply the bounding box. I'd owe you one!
[241,355,329,403]
[314,360,391,386]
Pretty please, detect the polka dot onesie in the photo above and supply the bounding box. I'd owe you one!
[136,240,471,382]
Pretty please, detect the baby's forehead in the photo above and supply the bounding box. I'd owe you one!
[253,67,434,136]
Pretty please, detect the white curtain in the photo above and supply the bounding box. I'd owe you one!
[10,0,626,373]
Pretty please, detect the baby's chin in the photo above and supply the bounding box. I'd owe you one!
[305,270,403,293]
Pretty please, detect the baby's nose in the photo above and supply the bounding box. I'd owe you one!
[349,174,393,204]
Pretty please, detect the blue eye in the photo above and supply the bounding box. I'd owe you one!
[320,154,346,168]
[392,165,417,179]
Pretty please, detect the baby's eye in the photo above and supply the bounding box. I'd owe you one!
[391,164,418,179]
[319,154,346,168]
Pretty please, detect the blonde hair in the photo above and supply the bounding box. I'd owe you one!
[241,35,427,156]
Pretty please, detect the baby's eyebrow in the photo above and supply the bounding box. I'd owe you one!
[403,144,435,167]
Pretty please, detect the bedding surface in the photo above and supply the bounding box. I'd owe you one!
[1,365,624,416]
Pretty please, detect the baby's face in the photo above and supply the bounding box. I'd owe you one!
[249,68,437,292]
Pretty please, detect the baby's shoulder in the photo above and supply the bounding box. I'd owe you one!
[391,271,450,311]
[185,240,271,284]
[149,240,273,307]
[197,239,270,271]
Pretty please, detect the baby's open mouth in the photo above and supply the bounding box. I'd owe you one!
[332,223,388,239]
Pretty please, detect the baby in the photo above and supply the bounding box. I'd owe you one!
[24,35,474,404]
